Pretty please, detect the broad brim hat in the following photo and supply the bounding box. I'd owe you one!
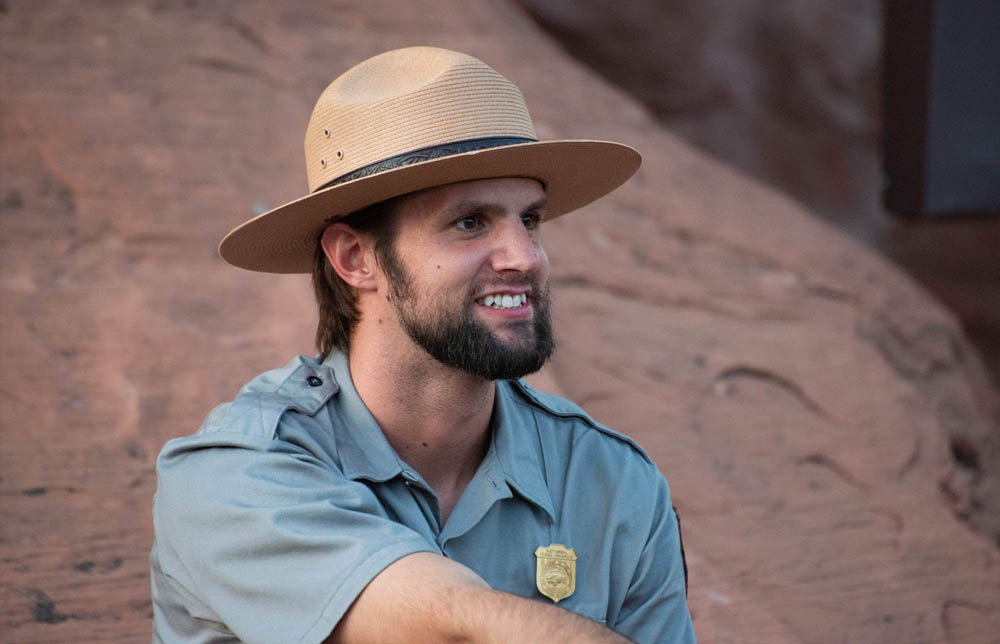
[219,46,641,273]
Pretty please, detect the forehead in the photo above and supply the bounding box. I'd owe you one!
[395,177,546,223]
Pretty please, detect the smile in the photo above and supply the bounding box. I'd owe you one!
[476,293,529,309]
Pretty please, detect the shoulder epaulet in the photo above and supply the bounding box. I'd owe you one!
[198,355,339,440]
[509,379,652,464]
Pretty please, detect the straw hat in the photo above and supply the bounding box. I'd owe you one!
[219,46,641,273]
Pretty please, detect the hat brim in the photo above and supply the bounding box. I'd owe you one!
[219,139,640,273]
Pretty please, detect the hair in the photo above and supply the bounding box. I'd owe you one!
[312,197,403,360]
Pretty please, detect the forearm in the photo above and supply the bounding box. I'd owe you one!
[328,553,631,644]
[454,586,631,644]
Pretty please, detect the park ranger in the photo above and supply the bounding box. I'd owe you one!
[151,46,695,644]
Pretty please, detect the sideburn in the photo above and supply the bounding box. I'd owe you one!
[312,197,404,359]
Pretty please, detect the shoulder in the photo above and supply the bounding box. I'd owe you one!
[157,355,340,471]
[194,355,339,440]
[504,379,653,466]
[155,356,353,524]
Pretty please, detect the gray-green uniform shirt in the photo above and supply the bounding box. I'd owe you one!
[151,353,695,643]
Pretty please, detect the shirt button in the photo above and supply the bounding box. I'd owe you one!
[306,375,323,387]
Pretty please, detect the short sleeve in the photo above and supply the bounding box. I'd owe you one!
[153,430,435,644]
[612,477,697,644]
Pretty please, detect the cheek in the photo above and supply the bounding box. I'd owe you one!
[409,255,481,301]
[434,246,492,279]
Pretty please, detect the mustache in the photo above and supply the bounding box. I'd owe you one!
[469,270,548,295]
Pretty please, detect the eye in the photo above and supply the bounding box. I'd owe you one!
[454,215,483,232]
[521,211,542,230]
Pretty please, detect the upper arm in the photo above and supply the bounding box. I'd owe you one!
[154,436,435,644]
[612,479,696,644]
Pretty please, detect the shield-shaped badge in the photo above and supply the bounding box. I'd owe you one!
[534,544,577,603]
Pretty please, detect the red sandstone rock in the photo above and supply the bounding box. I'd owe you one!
[1,2,997,643]
[514,0,883,231]
[515,0,1000,393]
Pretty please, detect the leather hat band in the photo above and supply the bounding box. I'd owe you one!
[316,136,536,192]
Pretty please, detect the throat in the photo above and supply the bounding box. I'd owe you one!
[346,342,497,522]
[392,423,492,522]
[435,479,472,525]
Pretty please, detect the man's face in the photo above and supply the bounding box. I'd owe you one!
[377,177,553,380]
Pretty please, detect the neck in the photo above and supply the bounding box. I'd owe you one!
[347,321,495,520]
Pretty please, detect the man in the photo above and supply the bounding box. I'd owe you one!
[152,47,695,644]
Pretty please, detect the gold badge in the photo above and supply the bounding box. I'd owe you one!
[534,544,577,602]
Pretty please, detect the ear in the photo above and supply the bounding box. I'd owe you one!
[320,223,379,291]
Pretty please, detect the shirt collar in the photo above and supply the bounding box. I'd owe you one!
[491,380,556,522]
[323,351,405,483]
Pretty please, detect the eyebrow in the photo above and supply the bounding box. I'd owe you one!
[447,197,549,218]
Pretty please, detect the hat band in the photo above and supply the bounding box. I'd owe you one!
[315,136,536,192]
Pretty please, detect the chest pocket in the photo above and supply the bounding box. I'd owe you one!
[436,479,614,625]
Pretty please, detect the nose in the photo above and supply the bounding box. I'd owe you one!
[489,217,546,274]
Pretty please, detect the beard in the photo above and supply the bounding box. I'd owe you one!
[381,249,554,381]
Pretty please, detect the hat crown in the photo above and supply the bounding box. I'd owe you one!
[304,47,537,193]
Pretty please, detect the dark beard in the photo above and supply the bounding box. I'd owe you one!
[381,250,554,380]
[398,286,554,380]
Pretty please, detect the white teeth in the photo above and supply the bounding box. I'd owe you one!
[478,293,528,309]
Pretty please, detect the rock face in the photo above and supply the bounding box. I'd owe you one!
[515,0,1000,391]
[1,2,998,643]
[515,0,883,233]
